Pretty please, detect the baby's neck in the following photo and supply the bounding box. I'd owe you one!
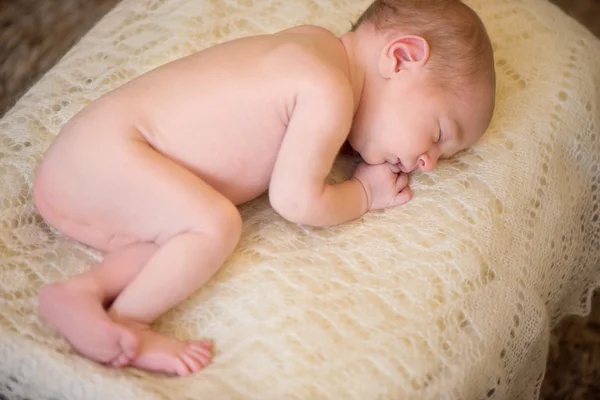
[339,31,366,115]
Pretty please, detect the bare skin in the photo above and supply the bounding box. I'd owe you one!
[34,23,495,376]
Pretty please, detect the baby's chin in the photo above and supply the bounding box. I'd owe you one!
[344,137,381,164]
[359,153,383,165]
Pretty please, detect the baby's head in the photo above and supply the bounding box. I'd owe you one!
[345,0,496,172]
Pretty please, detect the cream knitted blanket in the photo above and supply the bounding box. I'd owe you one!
[0,0,599,399]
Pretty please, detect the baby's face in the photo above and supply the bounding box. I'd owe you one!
[349,70,494,173]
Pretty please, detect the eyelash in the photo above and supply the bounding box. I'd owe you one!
[437,128,443,143]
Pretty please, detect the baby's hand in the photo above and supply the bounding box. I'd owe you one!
[352,162,412,211]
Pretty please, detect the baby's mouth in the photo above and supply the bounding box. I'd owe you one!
[395,159,409,173]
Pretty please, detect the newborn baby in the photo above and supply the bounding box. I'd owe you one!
[34,0,496,376]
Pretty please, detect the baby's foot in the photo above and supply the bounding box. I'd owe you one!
[39,282,139,367]
[115,318,213,376]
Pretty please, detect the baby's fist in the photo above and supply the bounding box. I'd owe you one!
[353,162,412,211]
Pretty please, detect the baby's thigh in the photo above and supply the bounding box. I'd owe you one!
[35,126,238,251]
[34,128,165,249]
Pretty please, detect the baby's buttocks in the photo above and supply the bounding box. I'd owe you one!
[33,100,154,244]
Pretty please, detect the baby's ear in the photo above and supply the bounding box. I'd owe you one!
[380,35,430,78]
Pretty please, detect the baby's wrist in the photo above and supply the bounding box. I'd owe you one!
[351,177,370,214]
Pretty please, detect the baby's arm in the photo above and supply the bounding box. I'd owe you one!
[269,75,367,227]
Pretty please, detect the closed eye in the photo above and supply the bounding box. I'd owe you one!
[436,127,443,143]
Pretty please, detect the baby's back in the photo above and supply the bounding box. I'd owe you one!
[61,25,350,205]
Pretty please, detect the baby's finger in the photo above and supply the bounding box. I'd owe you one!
[395,173,409,191]
[387,162,401,174]
[391,187,412,207]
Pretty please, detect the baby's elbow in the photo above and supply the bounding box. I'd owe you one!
[268,190,315,225]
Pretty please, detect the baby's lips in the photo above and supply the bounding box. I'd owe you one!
[388,162,402,174]
[396,160,411,174]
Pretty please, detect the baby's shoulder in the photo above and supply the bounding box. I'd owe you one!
[278,24,336,38]
[268,25,352,92]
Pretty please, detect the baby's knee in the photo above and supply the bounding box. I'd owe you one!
[196,200,242,250]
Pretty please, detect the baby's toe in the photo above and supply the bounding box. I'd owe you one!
[188,340,213,355]
[194,339,213,350]
[187,344,212,367]
[173,357,192,377]
[180,352,205,373]
[118,328,140,359]
[108,353,131,368]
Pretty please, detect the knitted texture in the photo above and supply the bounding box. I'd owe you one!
[0,0,599,399]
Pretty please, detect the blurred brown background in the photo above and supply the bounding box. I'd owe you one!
[1,0,600,399]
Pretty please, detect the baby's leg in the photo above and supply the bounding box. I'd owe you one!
[36,126,241,376]
[39,243,157,367]
[102,140,242,376]
[96,140,243,376]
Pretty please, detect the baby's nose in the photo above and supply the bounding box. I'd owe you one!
[418,153,438,172]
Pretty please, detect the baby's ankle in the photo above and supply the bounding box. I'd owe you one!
[107,308,151,329]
